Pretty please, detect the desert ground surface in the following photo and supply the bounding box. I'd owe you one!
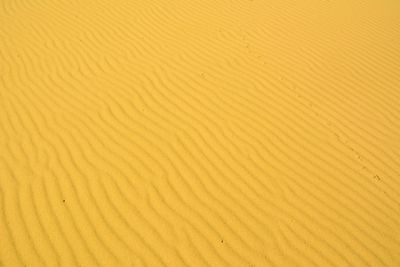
[1,0,400,266]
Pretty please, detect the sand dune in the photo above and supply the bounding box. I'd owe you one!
[1,0,400,266]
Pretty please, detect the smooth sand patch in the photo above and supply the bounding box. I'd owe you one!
[1,0,400,266]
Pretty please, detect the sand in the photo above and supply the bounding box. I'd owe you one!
[1,0,400,266]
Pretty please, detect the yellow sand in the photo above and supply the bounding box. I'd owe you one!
[1,0,400,266]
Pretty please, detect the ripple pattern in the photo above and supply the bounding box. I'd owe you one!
[1,0,400,266]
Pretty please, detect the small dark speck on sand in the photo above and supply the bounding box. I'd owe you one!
[221,239,224,243]
[62,199,66,203]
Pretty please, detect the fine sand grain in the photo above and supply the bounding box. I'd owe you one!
[1,0,400,266]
